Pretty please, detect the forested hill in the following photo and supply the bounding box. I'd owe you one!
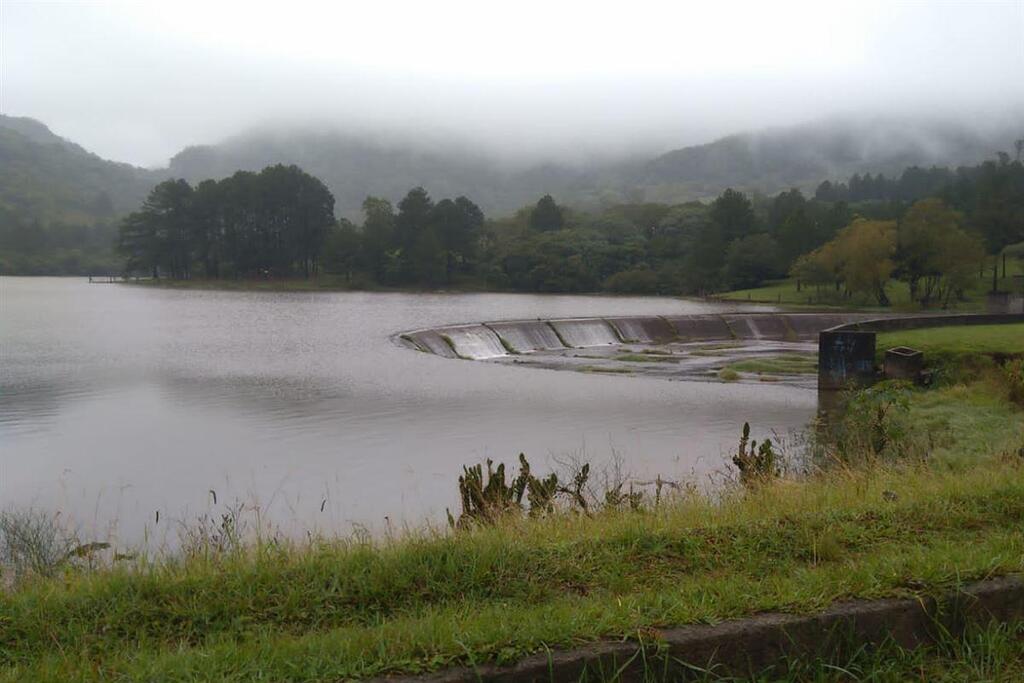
[1,113,1018,225]
[0,115,160,224]
[164,118,1018,217]
[635,118,1014,203]
[166,132,612,220]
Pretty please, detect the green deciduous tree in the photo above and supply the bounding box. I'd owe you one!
[896,198,984,306]
[722,234,782,289]
[431,196,484,283]
[360,196,396,281]
[833,218,897,306]
[323,218,361,282]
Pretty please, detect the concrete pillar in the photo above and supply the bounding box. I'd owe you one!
[987,292,1011,313]
[818,330,877,390]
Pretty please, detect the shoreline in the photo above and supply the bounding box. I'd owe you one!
[4,336,1024,679]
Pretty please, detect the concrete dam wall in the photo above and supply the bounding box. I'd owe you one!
[818,313,1024,389]
[399,312,877,360]
[400,310,1023,389]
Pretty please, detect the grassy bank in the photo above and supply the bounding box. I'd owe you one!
[2,333,1024,680]
[3,460,1024,681]
[719,259,1023,309]
[878,323,1024,363]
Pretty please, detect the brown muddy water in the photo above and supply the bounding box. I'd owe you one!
[0,277,815,545]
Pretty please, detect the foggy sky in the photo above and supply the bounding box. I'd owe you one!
[2,0,1022,168]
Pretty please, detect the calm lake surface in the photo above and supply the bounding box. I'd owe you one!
[1,277,814,544]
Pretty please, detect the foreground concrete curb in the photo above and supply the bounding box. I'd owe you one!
[370,575,1024,682]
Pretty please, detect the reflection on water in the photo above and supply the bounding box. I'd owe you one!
[1,277,814,543]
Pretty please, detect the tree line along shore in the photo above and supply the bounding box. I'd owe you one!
[2,152,1022,311]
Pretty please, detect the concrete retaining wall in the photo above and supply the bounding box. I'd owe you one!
[782,313,858,338]
[663,314,735,341]
[818,330,878,390]
[371,576,1024,682]
[831,313,1024,334]
[817,313,1024,389]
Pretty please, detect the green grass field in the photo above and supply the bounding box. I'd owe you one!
[720,258,1023,310]
[2,332,1024,680]
[878,324,1024,362]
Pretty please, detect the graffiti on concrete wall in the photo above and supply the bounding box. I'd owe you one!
[818,331,876,390]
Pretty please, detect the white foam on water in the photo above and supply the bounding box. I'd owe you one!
[608,318,650,342]
[441,325,508,359]
[487,322,564,353]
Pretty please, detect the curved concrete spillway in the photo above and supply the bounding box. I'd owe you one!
[403,311,1023,388]
[399,312,876,361]
[485,321,564,353]
[549,318,621,347]
[436,325,508,360]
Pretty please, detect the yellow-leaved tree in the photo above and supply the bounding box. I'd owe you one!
[835,219,898,306]
[897,198,985,307]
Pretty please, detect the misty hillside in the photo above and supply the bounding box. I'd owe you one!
[166,131,617,219]
[1,114,1018,226]
[166,118,1018,217]
[0,115,84,149]
[635,118,1017,202]
[0,115,159,223]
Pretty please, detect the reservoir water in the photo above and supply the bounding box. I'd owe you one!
[1,277,815,545]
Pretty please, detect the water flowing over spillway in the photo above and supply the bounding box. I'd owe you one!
[400,313,876,363]
[395,312,888,391]
[439,325,508,360]
[485,321,564,353]
[550,318,622,347]
[607,317,678,343]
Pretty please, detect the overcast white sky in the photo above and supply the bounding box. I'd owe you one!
[2,0,1022,167]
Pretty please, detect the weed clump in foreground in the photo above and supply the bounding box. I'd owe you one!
[449,454,619,527]
[732,422,780,485]
[0,509,77,582]
[835,381,913,461]
[452,421,784,530]
[0,509,113,586]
